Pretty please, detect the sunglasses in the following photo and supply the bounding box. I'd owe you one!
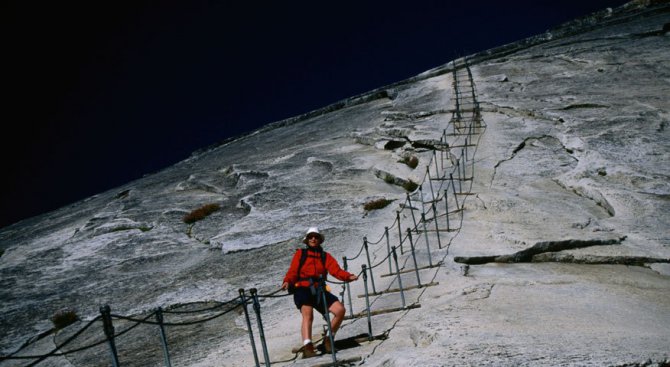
[307,234,320,240]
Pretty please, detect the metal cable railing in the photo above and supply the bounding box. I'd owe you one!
[0,57,484,367]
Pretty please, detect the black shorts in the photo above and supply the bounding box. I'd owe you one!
[293,286,339,315]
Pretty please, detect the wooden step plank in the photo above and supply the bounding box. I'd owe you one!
[344,303,421,320]
[357,282,439,297]
[380,264,443,278]
[291,333,388,353]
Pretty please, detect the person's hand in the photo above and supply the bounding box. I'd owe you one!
[348,274,358,282]
[281,282,289,290]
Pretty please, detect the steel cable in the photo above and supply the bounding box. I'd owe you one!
[163,297,242,314]
[1,316,102,362]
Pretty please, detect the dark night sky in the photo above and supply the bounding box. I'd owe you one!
[1,1,629,229]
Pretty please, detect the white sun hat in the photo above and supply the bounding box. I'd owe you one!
[302,227,324,244]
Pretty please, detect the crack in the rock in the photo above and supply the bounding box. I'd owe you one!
[545,35,631,49]
[553,179,615,217]
[382,109,450,122]
[475,194,487,210]
[381,135,448,152]
[411,139,449,151]
[461,283,494,300]
[531,252,670,266]
[454,237,629,265]
[490,135,563,186]
[559,103,610,110]
[485,103,543,120]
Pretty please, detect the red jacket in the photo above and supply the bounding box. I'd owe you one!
[283,247,353,288]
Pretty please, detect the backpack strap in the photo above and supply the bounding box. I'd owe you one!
[296,247,328,279]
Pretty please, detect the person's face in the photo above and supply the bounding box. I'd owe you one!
[306,234,321,247]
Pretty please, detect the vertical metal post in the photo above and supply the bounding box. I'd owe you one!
[433,150,441,181]
[461,148,467,184]
[396,211,404,254]
[432,203,442,249]
[319,276,338,363]
[468,65,477,104]
[456,159,463,193]
[343,258,354,317]
[421,213,433,267]
[418,185,425,225]
[427,166,436,204]
[363,237,376,294]
[469,115,475,137]
[471,150,476,181]
[444,129,450,166]
[249,289,271,367]
[453,69,461,120]
[406,229,422,287]
[391,246,406,308]
[465,116,475,138]
[239,289,260,367]
[406,193,418,232]
[444,189,451,232]
[155,307,172,367]
[361,265,373,341]
[450,173,460,210]
[100,305,120,367]
[470,58,474,82]
[464,137,469,162]
[385,227,392,274]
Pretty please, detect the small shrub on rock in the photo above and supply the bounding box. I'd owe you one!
[364,198,394,211]
[51,308,79,330]
[401,156,419,169]
[403,180,419,192]
[183,203,221,224]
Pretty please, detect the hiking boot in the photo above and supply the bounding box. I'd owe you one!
[322,337,333,354]
[302,343,317,359]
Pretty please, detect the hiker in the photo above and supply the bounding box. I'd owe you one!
[281,227,358,358]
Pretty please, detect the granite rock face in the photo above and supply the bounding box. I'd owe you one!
[1,2,669,366]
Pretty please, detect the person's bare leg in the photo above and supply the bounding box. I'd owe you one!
[301,305,314,342]
[327,301,346,335]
